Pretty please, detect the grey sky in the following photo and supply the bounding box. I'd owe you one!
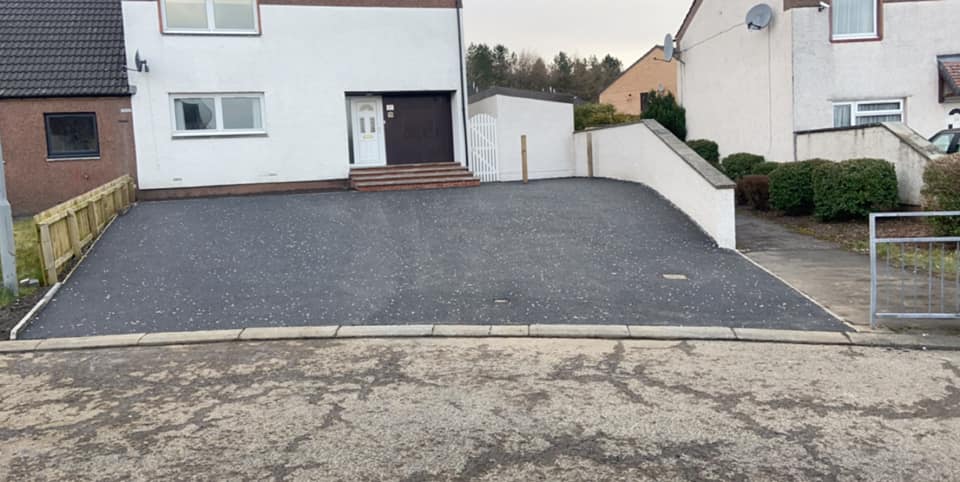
[462,0,691,65]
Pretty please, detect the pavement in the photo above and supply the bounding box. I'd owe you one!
[1,337,959,480]
[22,179,843,339]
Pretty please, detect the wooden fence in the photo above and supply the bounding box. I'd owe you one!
[34,176,136,285]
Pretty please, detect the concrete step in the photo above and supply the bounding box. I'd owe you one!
[351,170,475,183]
[353,176,480,192]
[350,163,462,176]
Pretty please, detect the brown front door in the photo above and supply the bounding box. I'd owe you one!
[383,93,454,165]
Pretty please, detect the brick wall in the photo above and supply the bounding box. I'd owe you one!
[599,47,679,117]
[0,96,136,216]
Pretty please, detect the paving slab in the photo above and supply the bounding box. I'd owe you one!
[37,334,145,351]
[23,181,845,339]
[432,325,491,337]
[733,328,851,345]
[530,324,630,339]
[337,325,434,338]
[239,326,339,341]
[628,325,736,340]
[139,330,242,346]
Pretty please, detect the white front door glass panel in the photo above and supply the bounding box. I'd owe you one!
[351,97,387,167]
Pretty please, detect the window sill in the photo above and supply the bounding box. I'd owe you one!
[162,29,260,37]
[172,131,267,139]
[831,34,881,43]
[47,156,100,162]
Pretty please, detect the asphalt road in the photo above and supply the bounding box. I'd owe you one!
[24,180,842,338]
[1,338,958,480]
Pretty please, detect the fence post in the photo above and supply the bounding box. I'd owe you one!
[587,132,594,178]
[521,135,528,184]
[38,223,57,285]
[869,214,877,329]
[66,211,82,258]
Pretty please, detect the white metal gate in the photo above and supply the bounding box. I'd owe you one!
[469,114,499,182]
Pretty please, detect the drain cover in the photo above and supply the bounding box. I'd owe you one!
[662,274,688,281]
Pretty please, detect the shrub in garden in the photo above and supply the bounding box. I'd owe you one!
[720,153,765,181]
[812,158,899,221]
[922,153,960,236]
[574,103,635,131]
[686,139,720,166]
[751,162,781,176]
[738,175,771,211]
[641,91,687,140]
[769,159,832,215]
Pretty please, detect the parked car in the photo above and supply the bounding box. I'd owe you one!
[930,129,960,154]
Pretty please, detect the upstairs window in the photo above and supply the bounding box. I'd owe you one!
[162,0,258,34]
[44,113,100,160]
[833,100,903,127]
[832,0,879,41]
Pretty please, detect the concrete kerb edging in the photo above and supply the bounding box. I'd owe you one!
[2,325,959,354]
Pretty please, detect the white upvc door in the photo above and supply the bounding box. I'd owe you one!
[350,97,387,167]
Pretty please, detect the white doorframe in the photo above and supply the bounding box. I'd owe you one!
[350,96,387,167]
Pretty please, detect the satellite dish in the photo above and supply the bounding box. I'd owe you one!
[663,33,676,62]
[746,4,774,31]
[134,50,149,73]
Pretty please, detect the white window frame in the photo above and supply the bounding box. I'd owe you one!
[833,99,904,128]
[831,0,879,41]
[170,93,267,137]
[160,0,260,35]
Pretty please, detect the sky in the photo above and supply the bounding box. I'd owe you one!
[462,0,692,65]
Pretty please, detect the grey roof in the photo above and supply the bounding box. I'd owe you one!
[469,87,579,105]
[0,0,131,99]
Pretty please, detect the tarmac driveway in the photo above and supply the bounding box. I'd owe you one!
[23,179,844,338]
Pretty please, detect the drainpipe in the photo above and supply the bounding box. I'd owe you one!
[456,1,470,168]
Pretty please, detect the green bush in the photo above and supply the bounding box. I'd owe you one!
[738,175,770,211]
[922,153,960,236]
[721,153,765,181]
[686,139,720,166]
[812,158,899,221]
[641,91,687,140]
[751,162,781,176]
[574,103,636,131]
[769,159,832,216]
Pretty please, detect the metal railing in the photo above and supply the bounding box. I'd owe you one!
[870,211,960,329]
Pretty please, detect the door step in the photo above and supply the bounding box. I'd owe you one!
[350,163,480,192]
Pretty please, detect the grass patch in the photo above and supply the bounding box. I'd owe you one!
[0,218,43,306]
[877,243,959,278]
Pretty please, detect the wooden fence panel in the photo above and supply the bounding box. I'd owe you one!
[34,176,136,285]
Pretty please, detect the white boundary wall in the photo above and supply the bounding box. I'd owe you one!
[574,120,737,249]
[468,94,574,181]
[795,122,944,206]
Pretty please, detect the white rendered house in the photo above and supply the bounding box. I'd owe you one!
[122,0,469,195]
[675,0,960,161]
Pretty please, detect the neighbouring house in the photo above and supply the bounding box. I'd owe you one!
[676,0,960,162]
[121,0,471,198]
[468,87,576,182]
[0,0,137,216]
[598,46,678,116]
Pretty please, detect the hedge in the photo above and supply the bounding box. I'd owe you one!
[769,159,832,216]
[738,175,770,211]
[922,153,960,236]
[686,139,720,167]
[812,158,899,221]
[751,162,781,176]
[721,153,765,181]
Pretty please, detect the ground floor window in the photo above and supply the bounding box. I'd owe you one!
[171,93,265,136]
[44,113,100,159]
[833,99,903,127]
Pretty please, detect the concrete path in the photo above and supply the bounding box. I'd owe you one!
[1,338,959,480]
[23,180,843,338]
[737,212,872,328]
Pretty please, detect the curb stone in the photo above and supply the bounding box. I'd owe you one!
[0,325,958,353]
[239,326,339,341]
[734,328,850,345]
[530,324,630,339]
